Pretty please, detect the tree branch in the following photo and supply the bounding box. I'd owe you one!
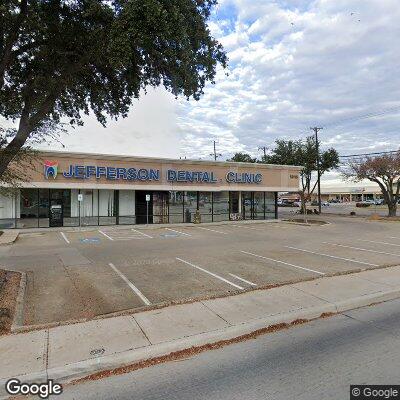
[0,0,28,89]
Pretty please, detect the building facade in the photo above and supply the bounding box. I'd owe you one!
[0,151,301,229]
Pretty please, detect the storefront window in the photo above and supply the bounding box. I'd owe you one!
[119,190,135,225]
[80,189,98,226]
[265,192,276,219]
[253,192,265,220]
[242,191,253,220]
[153,192,168,224]
[198,192,212,223]
[184,192,197,223]
[169,191,184,223]
[99,189,115,225]
[19,188,38,228]
[0,193,16,229]
[213,191,229,221]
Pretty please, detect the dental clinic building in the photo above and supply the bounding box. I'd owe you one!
[0,151,301,229]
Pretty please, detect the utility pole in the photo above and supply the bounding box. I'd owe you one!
[258,146,268,161]
[210,140,222,161]
[310,127,323,214]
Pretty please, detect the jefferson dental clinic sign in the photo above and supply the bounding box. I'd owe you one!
[44,162,263,185]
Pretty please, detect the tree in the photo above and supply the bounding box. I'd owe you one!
[227,152,257,163]
[265,136,339,213]
[343,153,400,217]
[0,0,227,179]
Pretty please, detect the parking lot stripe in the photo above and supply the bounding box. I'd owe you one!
[322,242,400,257]
[60,232,70,244]
[196,227,228,234]
[98,230,114,241]
[285,246,378,267]
[357,239,400,248]
[241,250,325,275]
[228,273,257,286]
[166,228,191,236]
[176,257,244,290]
[108,263,151,306]
[131,228,153,239]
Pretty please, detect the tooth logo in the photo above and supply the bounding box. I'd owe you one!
[44,161,58,179]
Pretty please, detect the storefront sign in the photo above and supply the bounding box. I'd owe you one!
[61,165,160,181]
[167,170,218,183]
[226,172,262,184]
[43,162,263,185]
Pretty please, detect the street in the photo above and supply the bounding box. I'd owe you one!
[59,298,400,400]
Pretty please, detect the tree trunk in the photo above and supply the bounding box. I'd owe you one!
[388,202,397,217]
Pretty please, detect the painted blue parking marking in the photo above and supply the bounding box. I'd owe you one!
[80,238,101,244]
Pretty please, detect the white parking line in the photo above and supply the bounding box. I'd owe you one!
[389,237,400,240]
[166,228,191,236]
[176,257,244,290]
[285,246,378,267]
[228,273,257,286]
[60,232,70,244]
[131,228,153,239]
[357,239,400,248]
[196,227,228,235]
[108,263,151,306]
[98,230,114,241]
[322,242,400,257]
[241,250,325,275]
[114,237,144,240]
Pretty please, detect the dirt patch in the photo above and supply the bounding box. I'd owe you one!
[367,215,400,222]
[283,218,328,226]
[0,269,21,335]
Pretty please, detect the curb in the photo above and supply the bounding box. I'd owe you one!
[1,287,399,397]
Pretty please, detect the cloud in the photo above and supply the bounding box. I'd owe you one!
[177,0,400,163]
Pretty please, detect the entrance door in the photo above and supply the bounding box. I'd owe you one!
[135,191,153,224]
[242,191,253,220]
[49,200,63,227]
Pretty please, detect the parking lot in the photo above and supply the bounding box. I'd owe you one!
[1,216,400,326]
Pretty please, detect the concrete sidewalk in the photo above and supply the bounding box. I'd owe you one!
[2,266,400,398]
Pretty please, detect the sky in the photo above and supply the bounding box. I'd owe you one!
[39,0,400,186]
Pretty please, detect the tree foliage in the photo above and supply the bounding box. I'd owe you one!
[264,136,339,208]
[0,0,227,179]
[343,153,400,217]
[227,152,257,163]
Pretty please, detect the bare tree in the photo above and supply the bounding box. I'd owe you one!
[343,153,400,217]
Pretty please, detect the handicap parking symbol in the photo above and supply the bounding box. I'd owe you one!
[80,237,101,244]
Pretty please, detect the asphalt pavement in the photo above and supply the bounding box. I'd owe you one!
[58,298,400,400]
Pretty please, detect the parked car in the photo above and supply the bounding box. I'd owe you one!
[311,200,318,206]
[374,198,384,205]
[356,200,374,207]
[322,201,330,206]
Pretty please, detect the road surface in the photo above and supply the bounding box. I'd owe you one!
[59,299,400,400]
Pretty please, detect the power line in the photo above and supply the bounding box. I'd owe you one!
[339,149,400,158]
[325,105,400,129]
